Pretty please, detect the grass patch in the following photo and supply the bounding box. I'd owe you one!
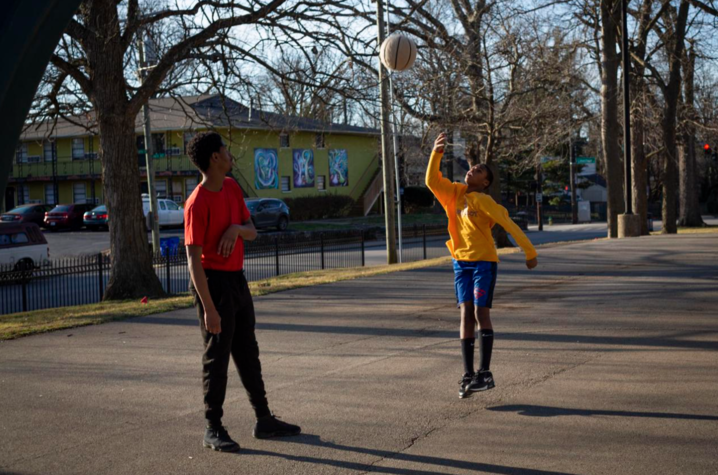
[0,247,525,341]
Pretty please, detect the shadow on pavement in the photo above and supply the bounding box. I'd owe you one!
[241,434,578,475]
[487,405,718,421]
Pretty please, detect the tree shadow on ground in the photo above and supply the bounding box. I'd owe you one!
[487,405,718,421]
[239,433,577,475]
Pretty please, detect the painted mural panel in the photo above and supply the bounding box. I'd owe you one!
[292,149,315,188]
[254,148,279,189]
[328,149,349,187]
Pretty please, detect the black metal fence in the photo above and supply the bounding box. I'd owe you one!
[0,225,450,315]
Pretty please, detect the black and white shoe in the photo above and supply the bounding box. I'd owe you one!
[203,426,240,452]
[253,414,301,439]
[468,370,496,392]
[458,373,473,399]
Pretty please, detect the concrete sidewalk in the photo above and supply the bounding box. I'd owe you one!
[1,234,717,474]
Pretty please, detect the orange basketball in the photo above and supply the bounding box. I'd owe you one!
[380,34,417,72]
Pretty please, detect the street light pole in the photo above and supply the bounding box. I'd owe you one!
[375,0,397,264]
[385,3,403,263]
[138,35,161,254]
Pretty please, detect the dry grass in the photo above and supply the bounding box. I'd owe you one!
[650,225,718,236]
[1,250,521,341]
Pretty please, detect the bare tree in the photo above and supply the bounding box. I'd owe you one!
[33,0,296,299]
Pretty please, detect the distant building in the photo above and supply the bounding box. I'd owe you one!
[5,95,383,214]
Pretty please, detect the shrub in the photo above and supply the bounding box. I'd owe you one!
[402,186,435,213]
[282,194,355,221]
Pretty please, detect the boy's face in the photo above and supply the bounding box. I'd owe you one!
[210,144,234,175]
[465,164,490,191]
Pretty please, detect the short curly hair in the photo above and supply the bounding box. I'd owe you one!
[187,131,224,172]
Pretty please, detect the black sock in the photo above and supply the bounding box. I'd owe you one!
[479,329,494,372]
[460,338,475,375]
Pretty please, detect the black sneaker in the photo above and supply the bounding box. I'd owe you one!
[203,426,240,452]
[253,414,301,439]
[468,370,496,392]
[458,373,473,399]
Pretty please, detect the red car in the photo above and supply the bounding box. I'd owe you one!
[44,204,95,230]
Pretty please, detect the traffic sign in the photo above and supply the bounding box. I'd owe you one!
[536,193,543,203]
[576,157,596,164]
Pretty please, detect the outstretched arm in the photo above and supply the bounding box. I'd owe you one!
[478,195,538,269]
[425,132,456,206]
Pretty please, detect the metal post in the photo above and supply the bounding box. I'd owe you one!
[320,233,325,270]
[375,0,398,264]
[22,279,28,312]
[385,5,403,263]
[569,140,577,225]
[536,163,544,231]
[274,237,280,276]
[97,253,104,301]
[138,34,161,254]
[165,252,171,293]
[422,224,427,260]
[361,231,365,267]
[621,0,633,214]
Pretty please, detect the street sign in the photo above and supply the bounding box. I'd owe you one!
[576,157,596,164]
[540,156,558,164]
[536,193,543,203]
[576,156,596,176]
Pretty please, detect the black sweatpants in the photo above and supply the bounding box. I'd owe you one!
[191,269,270,425]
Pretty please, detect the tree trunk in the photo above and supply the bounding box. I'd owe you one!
[677,43,704,227]
[630,77,649,235]
[488,161,514,248]
[84,1,165,299]
[600,0,624,238]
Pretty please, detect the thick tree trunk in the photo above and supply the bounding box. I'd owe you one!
[630,79,649,235]
[677,44,704,227]
[600,0,624,238]
[84,1,165,299]
[487,161,514,249]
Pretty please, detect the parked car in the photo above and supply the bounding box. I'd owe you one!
[1,204,53,227]
[246,198,290,231]
[141,195,184,229]
[44,203,95,230]
[0,222,50,271]
[83,205,109,231]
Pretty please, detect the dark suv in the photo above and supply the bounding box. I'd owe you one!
[246,199,290,231]
[1,204,53,228]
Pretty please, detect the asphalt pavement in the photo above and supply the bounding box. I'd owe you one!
[1,232,716,474]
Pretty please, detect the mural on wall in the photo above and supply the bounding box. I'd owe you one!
[292,149,315,188]
[328,149,348,187]
[254,148,279,189]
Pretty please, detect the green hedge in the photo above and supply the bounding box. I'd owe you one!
[403,186,435,213]
[282,194,356,221]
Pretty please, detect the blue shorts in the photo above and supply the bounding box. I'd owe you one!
[453,259,498,308]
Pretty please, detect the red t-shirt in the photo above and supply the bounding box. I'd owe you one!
[184,177,250,271]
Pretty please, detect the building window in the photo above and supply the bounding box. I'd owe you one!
[185,177,198,199]
[317,175,326,191]
[16,143,28,164]
[17,184,29,205]
[72,138,85,160]
[73,183,87,203]
[44,141,54,162]
[281,176,291,193]
[315,133,325,149]
[183,132,195,155]
[152,133,166,157]
[154,180,167,198]
[279,134,290,148]
[45,184,56,205]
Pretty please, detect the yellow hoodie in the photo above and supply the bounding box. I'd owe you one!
[425,150,537,263]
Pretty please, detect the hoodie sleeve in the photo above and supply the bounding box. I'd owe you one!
[477,194,538,261]
[425,150,456,207]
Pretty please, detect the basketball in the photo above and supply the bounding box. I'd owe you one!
[380,33,417,72]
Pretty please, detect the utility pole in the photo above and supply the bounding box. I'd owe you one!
[385,3,402,263]
[569,139,577,224]
[536,162,544,231]
[375,0,397,264]
[138,34,161,254]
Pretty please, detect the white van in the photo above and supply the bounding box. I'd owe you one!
[0,223,50,270]
[141,194,184,229]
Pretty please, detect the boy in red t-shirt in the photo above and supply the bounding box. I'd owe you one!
[185,132,300,452]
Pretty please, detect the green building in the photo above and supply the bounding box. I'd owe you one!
[5,95,383,214]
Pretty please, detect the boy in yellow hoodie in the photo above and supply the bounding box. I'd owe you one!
[426,133,538,398]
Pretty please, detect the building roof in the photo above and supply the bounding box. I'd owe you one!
[20,94,378,141]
